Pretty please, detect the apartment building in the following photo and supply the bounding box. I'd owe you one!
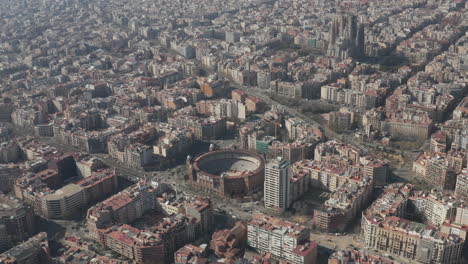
[382,118,434,140]
[101,224,165,264]
[455,170,468,199]
[0,195,35,246]
[413,152,458,190]
[329,249,397,264]
[86,181,163,241]
[264,158,291,212]
[247,213,317,264]
[14,167,118,219]
[0,141,20,164]
[0,224,9,252]
[41,184,85,219]
[288,140,383,232]
[361,158,389,186]
[361,184,465,264]
[0,232,50,264]
[169,116,226,140]
[0,164,22,193]
[313,178,373,233]
[185,199,214,235]
[196,99,246,121]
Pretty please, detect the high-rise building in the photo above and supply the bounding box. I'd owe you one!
[0,224,10,252]
[0,103,13,123]
[413,152,458,190]
[362,158,389,186]
[0,195,36,248]
[0,232,50,264]
[264,158,291,212]
[0,164,22,193]
[455,169,468,199]
[0,141,20,164]
[185,198,214,234]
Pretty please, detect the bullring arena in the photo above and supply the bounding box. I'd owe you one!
[186,149,265,197]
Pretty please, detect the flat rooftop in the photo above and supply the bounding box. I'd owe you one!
[43,184,83,201]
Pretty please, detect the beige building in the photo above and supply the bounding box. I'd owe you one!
[271,80,303,99]
[413,152,458,190]
[382,119,434,139]
[153,134,192,159]
[41,184,85,219]
[455,170,468,199]
[86,181,162,240]
[361,184,465,264]
[76,156,106,178]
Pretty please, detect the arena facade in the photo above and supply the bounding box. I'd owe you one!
[186,149,265,197]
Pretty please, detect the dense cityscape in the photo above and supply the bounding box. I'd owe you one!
[0,0,467,263]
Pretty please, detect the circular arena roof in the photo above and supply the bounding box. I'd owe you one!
[192,150,265,179]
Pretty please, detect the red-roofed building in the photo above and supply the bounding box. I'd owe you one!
[185,198,214,234]
[86,181,161,242]
[291,241,318,264]
[174,244,208,264]
[102,224,165,264]
[210,221,247,259]
[430,131,448,153]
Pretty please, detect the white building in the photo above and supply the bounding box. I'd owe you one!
[264,158,291,212]
[247,213,316,264]
[211,99,246,121]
